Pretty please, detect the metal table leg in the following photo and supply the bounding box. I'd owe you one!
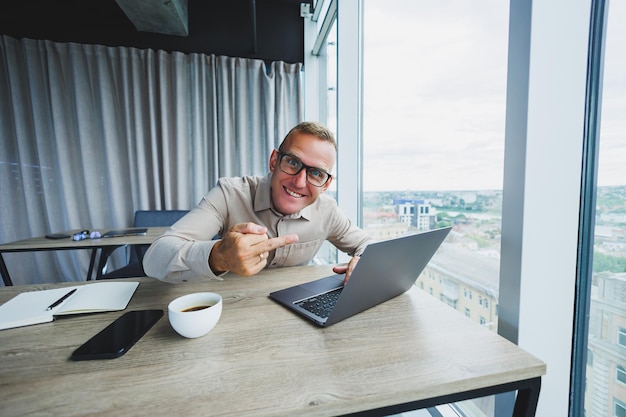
[512,377,542,417]
[0,253,13,286]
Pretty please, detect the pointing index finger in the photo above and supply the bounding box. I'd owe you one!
[257,234,299,253]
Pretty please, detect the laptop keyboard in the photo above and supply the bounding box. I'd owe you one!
[296,287,343,319]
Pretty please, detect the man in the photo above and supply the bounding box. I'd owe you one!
[143,121,373,283]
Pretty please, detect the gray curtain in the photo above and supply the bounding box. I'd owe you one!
[0,35,303,285]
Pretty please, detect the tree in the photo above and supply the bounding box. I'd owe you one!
[593,251,626,273]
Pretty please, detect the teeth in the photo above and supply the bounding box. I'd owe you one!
[285,187,304,198]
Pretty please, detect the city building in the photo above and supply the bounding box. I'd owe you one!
[586,271,626,416]
[393,199,435,230]
[418,243,500,331]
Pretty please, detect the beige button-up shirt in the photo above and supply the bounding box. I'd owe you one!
[143,173,373,282]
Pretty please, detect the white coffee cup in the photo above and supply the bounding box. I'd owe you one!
[168,292,222,338]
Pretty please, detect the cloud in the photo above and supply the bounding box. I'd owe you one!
[361,0,626,191]
[363,0,509,191]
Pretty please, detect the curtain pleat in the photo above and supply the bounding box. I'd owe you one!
[0,35,303,285]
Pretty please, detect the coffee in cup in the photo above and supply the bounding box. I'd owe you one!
[168,292,222,338]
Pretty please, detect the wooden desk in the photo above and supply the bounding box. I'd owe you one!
[0,227,168,286]
[0,265,545,417]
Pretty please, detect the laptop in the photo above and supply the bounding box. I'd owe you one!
[102,228,148,238]
[269,226,452,327]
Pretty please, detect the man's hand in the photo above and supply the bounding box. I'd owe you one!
[209,222,298,276]
[333,256,361,285]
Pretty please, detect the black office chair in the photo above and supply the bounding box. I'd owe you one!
[99,210,189,279]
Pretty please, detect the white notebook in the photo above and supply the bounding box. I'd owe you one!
[0,281,139,330]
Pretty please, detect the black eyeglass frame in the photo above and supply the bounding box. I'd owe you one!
[276,151,332,187]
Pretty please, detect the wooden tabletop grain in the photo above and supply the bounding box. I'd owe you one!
[0,265,546,417]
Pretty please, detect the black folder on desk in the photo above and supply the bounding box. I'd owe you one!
[102,228,148,238]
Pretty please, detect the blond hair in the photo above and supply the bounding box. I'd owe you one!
[279,121,337,151]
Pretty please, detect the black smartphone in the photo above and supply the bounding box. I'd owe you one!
[70,309,163,360]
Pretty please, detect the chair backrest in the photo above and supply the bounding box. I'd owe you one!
[130,210,189,263]
[133,210,189,228]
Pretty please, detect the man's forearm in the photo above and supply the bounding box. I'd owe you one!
[143,235,222,282]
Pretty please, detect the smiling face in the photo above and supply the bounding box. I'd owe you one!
[269,131,336,215]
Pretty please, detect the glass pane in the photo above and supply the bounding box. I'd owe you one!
[363,0,508,326]
[327,21,338,147]
[585,1,626,415]
[363,1,509,416]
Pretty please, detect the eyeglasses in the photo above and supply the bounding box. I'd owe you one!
[277,152,332,187]
[72,230,102,241]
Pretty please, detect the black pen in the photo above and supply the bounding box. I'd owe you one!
[46,289,77,311]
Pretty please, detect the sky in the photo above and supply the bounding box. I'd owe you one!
[359,0,625,192]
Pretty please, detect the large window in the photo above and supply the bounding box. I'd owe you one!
[313,0,606,414]
[362,2,509,415]
[584,1,626,415]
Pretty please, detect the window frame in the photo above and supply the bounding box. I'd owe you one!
[619,327,626,348]
[570,0,610,415]
[617,366,626,386]
[615,398,626,417]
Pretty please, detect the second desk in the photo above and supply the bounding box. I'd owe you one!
[0,227,168,285]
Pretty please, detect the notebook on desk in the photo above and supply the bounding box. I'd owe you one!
[102,228,148,238]
[0,281,139,330]
[269,226,452,327]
